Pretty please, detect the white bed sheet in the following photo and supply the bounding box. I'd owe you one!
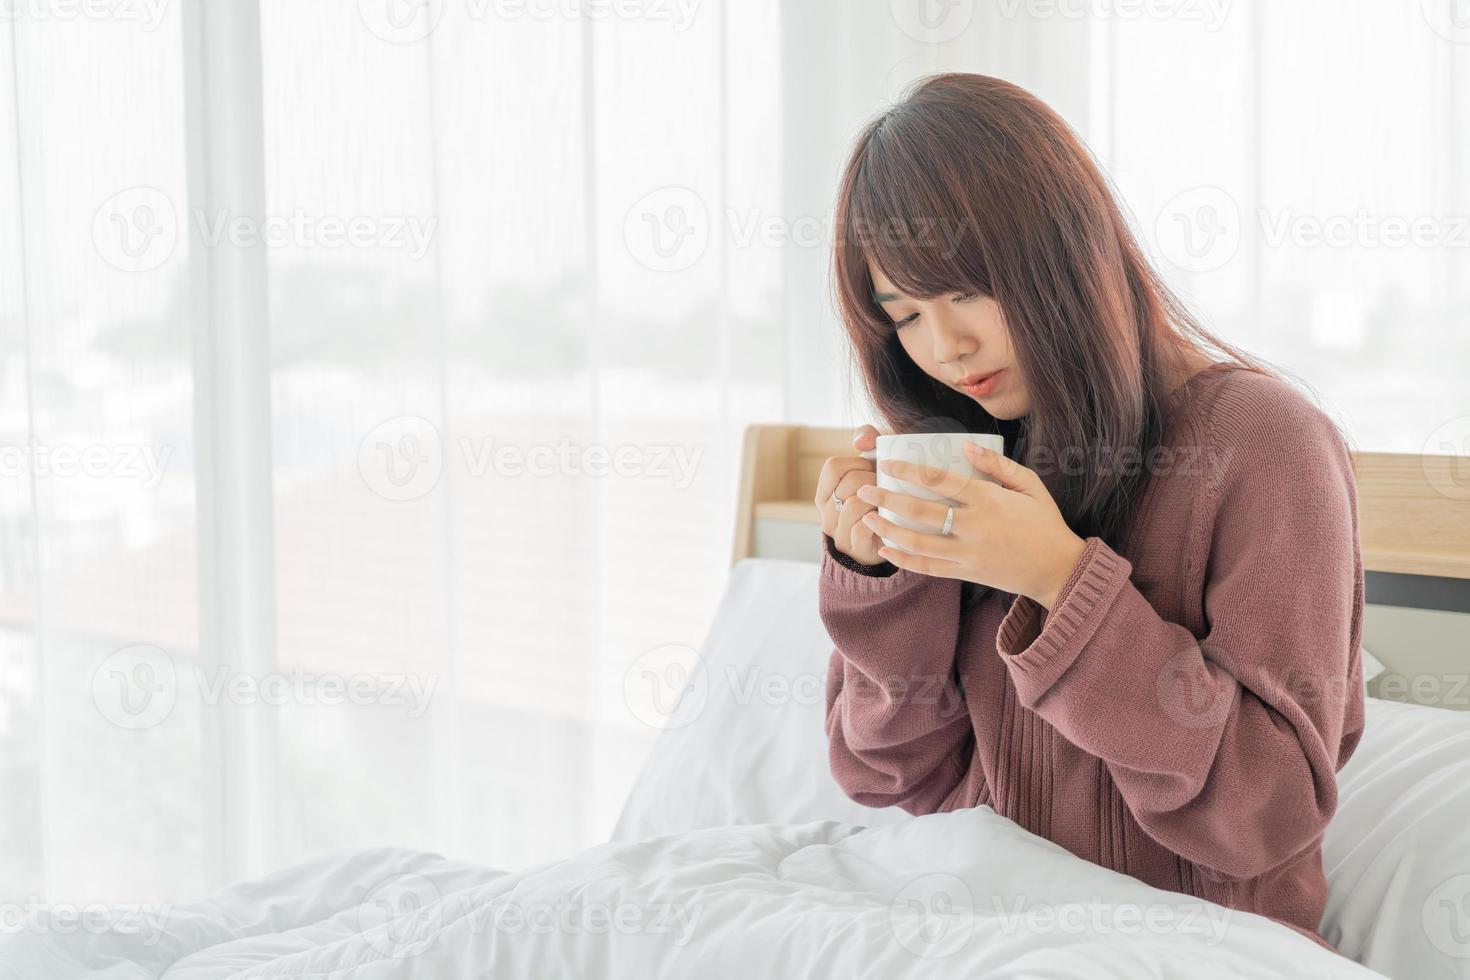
[1,807,1386,979]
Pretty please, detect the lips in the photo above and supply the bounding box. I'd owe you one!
[953,370,1001,388]
[956,369,1004,398]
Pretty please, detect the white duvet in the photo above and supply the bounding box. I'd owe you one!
[3,805,1386,979]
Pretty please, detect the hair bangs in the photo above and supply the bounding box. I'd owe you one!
[845,134,994,312]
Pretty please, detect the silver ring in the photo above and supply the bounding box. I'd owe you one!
[831,491,844,513]
[940,505,954,536]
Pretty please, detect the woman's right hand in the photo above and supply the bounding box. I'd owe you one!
[815,424,887,567]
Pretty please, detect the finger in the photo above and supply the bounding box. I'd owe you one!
[876,458,977,503]
[822,466,874,531]
[875,543,961,578]
[835,468,877,503]
[964,441,1041,496]
[853,483,950,529]
[819,488,839,537]
[833,473,880,555]
[819,463,862,534]
[834,480,878,532]
[814,454,876,508]
[861,509,964,562]
[852,424,881,454]
[849,508,883,556]
[833,481,867,543]
[827,469,877,540]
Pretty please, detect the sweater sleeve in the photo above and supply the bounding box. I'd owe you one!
[818,530,978,815]
[993,405,1366,883]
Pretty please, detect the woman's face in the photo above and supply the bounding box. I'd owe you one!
[868,260,1030,420]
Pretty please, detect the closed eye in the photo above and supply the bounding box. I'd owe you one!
[890,292,978,329]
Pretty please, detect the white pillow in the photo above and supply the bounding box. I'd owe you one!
[1360,646,1388,687]
[1320,695,1470,978]
[613,557,1394,838]
[610,557,908,841]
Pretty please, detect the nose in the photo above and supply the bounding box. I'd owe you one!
[930,308,977,366]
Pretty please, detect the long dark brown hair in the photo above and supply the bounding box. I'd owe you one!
[832,72,1295,607]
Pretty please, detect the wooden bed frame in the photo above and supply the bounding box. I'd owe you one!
[732,423,1470,709]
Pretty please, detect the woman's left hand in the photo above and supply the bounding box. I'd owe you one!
[854,442,1088,609]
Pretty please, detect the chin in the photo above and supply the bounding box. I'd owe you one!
[984,397,1025,421]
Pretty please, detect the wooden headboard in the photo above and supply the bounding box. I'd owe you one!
[732,423,1470,709]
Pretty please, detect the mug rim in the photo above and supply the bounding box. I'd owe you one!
[874,432,1005,446]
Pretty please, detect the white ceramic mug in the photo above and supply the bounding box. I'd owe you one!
[861,432,1005,552]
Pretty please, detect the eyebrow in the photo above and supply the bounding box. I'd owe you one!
[871,290,901,303]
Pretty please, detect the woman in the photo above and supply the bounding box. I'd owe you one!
[814,73,1366,953]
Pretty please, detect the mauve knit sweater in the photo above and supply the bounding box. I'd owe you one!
[818,363,1366,953]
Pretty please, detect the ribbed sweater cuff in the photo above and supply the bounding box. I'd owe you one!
[819,532,907,589]
[996,536,1133,708]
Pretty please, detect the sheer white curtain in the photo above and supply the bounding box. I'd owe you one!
[1086,0,1470,452]
[1,0,1464,906]
[2,0,797,902]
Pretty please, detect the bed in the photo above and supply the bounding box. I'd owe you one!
[5,424,1468,979]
